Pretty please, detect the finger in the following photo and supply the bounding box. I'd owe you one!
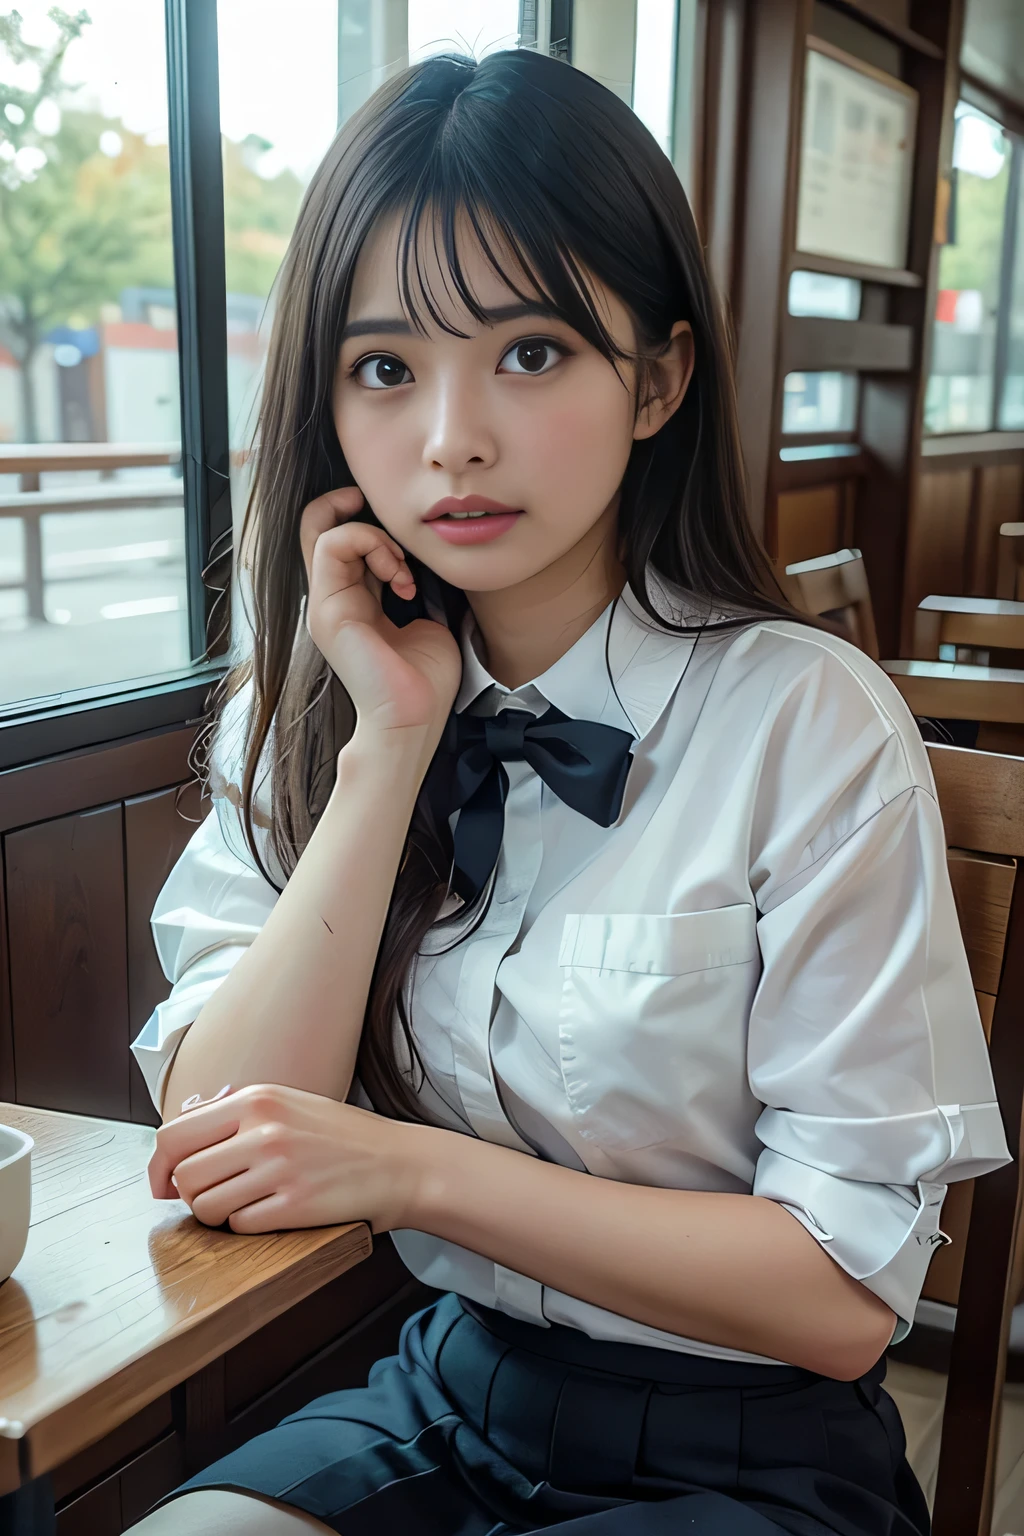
[361,541,416,594]
[148,1100,242,1199]
[307,522,410,604]
[170,1126,268,1204]
[227,1191,294,1235]
[298,488,366,584]
[191,1166,279,1229]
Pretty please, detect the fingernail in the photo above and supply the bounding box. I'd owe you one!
[180,1084,233,1113]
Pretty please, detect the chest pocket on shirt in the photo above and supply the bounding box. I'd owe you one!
[557,906,760,1152]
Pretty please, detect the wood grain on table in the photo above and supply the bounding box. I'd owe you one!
[0,1104,371,1493]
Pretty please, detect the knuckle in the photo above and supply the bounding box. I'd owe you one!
[258,1120,289,1153]
[241,1083,281,1116]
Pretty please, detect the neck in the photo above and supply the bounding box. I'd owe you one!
[465,502,626,690]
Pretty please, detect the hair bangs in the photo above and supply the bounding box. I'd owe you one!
[385,132,631,372]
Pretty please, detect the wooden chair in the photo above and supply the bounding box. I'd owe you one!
[784,548,880,660]
[997,523,1024,602]
[908,744,1024,1536]
[882,660,1024,755]
[912,594,1024,661]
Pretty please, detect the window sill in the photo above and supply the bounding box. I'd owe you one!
[0,660,229,772]
[922,431,1024,460]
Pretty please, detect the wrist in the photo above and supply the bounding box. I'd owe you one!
[335,726,436,795]
[389,1120,460,1233]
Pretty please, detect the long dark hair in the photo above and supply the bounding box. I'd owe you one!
[207,46,801,1121]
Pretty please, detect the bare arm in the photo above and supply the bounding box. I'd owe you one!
[408,1121,897,1380]
[160,487,461,1119]
[161,738,425,1115]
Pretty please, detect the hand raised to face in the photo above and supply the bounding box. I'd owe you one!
[299,487,462,750]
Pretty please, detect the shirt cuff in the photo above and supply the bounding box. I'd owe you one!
[753,1148,954,1326]
[130,943,249,1115]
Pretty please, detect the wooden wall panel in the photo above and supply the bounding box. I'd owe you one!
[968,463,1024,597]
[775,483,845,567]
[6,805,130,1118]
[0,727,195,836]
[124,781,207,1124]
[902,467,973,654]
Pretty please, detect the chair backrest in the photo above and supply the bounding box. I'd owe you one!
[882,658,1024,724]
[997,523,1024,602]
[784,548,880,660]
[913,593,1024,659]
[922,743,1024,1536]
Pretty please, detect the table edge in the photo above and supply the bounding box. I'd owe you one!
[1,1221,372,1493]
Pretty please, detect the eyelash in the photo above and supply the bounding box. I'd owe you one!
[348,336,569,390]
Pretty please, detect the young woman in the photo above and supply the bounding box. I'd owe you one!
[127,46,1007,1536]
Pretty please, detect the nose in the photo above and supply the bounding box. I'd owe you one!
[421,372,497,476]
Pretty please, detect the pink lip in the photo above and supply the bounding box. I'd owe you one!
[427,511,523,545]
[423,495,521,521]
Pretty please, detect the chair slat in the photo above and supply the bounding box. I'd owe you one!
[785,549,880,660]
[886,661,1024,723]
[947,849,1016,995]
[927,743,1024,855]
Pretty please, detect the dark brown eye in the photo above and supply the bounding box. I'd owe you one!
[500,339,563,376]
[355,355,411,389]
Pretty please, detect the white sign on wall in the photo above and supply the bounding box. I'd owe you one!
[796,38,918,272]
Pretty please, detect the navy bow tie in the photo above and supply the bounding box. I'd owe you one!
[433,704,635,906]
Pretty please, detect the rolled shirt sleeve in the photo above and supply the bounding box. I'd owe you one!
[749,773,1009,1335]
[129,681,280,1115]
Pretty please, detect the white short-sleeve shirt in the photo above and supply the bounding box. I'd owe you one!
[131,569,1010,1364]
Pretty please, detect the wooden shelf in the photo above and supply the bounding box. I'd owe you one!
[790,250,923,288]
[823,0,945,60]
[783,316,915,373]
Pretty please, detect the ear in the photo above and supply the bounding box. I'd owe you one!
[632,321,695,441]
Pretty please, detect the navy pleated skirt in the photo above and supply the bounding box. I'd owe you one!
[148,1292,930,1534]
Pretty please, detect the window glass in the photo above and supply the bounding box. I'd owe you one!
[788,270,861,319]
[925,102,1011,434]
[782,371,858,434]
[633,0,677,155]
[1000,153,1024,430]
[0,1,186,710]
[408,1,518,61]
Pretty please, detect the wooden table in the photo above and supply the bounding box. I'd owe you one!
[0,1105,372,1533]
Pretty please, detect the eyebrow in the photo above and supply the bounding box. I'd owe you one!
[339,301,560,344]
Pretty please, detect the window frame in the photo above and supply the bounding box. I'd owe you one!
[0,0,231,769]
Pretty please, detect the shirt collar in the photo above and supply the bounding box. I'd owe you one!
[453,567,708,742]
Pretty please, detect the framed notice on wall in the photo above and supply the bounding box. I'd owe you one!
[796,37,918,271]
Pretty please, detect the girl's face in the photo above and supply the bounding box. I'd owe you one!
[332,209,692,598]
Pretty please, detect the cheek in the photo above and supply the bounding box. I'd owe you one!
[333,400,389,490]
[527,387,634,502]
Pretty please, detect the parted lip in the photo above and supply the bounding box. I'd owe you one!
[423,496,521,520]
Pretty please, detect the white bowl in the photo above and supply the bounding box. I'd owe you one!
[0,1124,32,1282]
